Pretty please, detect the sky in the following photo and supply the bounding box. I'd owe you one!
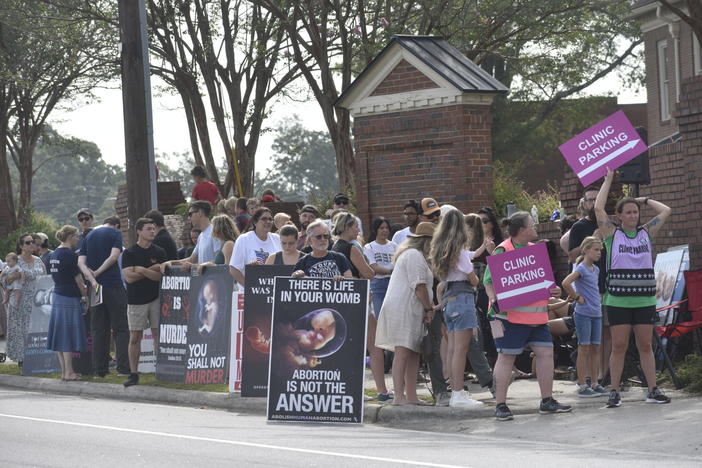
[49,70,646,177]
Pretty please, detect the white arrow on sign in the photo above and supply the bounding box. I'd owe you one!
[496,279,553,301]
[577,139,641,178]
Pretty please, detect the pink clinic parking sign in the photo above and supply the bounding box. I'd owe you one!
[487,243,555,310]
[559,110,648,186]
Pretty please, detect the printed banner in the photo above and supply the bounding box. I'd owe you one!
[240,265,294,396]
[229,291,244,392]
[267,277,368,423]
[184,265,232,385]
[559,110,647,186]
[139,328,156,373]
[22,275,61,375]
[487,243,555,310]
[156,267,191,382]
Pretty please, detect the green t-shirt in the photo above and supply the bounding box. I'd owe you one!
[603,229,656,308]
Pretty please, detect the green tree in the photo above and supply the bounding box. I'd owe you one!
[11,126,124,225]
[254,0,642,191]
[255,117,338,201]
[0,0,115,229]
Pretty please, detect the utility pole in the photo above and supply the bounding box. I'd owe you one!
[118,0,157,244]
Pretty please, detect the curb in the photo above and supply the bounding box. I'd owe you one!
[0,374,266,414]
[0,374,692,425]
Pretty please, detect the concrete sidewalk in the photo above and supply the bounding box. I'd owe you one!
[0,370,689,426]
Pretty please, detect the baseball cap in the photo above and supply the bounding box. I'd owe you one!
[76,208,93,218]
[333,193,350,204]
[299,204,320,217]
[420,198,440,216]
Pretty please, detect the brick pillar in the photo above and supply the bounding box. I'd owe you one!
[353,104,495,228]
[676,76,702,268]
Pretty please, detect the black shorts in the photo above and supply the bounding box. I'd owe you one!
[606,305,657,326]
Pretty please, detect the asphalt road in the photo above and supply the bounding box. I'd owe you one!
[0,387,700,467]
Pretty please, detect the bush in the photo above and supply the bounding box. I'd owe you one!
[677,354,702,394]
[0,211,60,257]
[492,161,560,222]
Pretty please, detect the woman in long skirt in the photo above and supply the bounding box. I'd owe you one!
[47,226,88,380]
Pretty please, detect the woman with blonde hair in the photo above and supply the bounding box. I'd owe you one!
[47,225,89,380]
[206,215,240,267]
[376,222,436,406]
[430,209,484,408]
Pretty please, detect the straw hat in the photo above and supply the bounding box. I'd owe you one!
[408,222,436,238]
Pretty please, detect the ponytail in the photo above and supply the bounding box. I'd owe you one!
[575,236,601,265]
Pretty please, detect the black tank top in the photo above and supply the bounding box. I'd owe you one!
[273,251,303,265]
[331,239,359,277]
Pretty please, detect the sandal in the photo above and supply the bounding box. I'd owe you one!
[64,374,82,381]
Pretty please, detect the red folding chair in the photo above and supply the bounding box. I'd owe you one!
[658,270,702,339]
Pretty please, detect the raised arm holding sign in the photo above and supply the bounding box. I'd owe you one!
[559,110,648,186]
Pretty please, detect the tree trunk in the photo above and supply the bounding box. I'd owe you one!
[16,137,34,227]
[0,116,17,231]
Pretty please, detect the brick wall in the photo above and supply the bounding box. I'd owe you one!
[115,181,187,245]
[643,21,701,144]
[559,75,702,268]
[370,59,439,96]
[353,104,494,228]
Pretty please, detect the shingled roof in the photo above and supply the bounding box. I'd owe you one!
[337,35,507,106]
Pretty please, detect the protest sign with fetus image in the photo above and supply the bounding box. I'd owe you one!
[241,265,294,397]
[267,277,368,423]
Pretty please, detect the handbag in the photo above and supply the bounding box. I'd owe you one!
[421,324,432,357]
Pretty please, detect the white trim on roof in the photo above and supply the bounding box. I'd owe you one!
[341,43,497,117]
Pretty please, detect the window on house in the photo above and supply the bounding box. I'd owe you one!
[658,40,671,122]
[694,33,702,75]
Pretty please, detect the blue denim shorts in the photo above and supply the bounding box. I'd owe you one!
[494,318,552,355]
[573,313,602,345]
[443,292,478,332]
[370,277,390,319]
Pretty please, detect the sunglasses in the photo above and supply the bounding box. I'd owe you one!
[24,240,35,245]
[334,200,349,206]
[480,217,491,224]
[187,211,198,217]
[78,217,91,222]
[312,234,331,240]
[427,211,440,219]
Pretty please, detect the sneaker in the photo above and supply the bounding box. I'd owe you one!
[495,403,514,421]
[377,392,394,402]
[539,397,572,414]
[646,387,671,404]
[606,389,622,408]
[591,384,608,396]
[435,391,451,407]
[449,390,484,408]
[577,385,600,398]
[123,373,139,387]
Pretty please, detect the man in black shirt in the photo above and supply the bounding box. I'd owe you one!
[121,218,166,386]
[567,185,610,384]
[145,209,178,260]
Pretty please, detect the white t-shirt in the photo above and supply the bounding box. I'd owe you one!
[194,224,221,264]
[363,241,398,279]
[229,231,281,273]
[391,227,411,246]
[445,249,476,282]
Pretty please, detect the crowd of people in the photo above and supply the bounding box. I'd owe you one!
[0,165,673,420]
